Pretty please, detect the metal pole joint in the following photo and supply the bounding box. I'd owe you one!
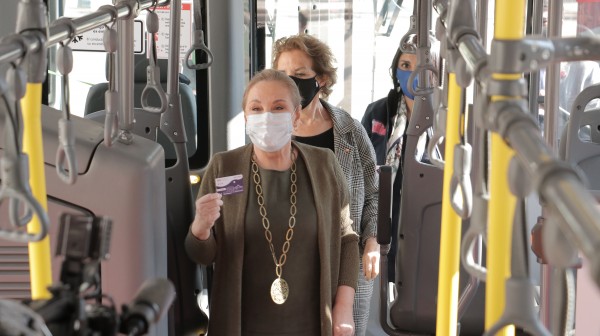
[445,0,491,87]
[116,0,141,20]
[446,0,479,48]
[487,98,538,141]
[537,161,585,203]
[457,35,489,84]
[490,38,554,74]
[16,0,48,83]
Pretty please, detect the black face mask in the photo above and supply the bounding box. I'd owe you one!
[289,75,320,109]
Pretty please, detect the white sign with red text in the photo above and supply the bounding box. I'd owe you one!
[152,2,193,60]
[71,20,144,53]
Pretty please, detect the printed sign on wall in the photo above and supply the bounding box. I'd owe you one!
[153,2,193,60]
[71,20,144,53]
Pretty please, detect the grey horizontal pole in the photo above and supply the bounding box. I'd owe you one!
[507,122,600,287]
[0,36,36,65]
[542,175,600,260]
[0,0,169,66]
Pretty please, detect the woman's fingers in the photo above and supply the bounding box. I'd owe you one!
[197,193,223,208]
[363,252,379,280]
[370,253,380,277]
[363,238,381,280]
[194,193,224,232]
[196,193,223,215]
[363,253,373,279]
[333,324,354,336]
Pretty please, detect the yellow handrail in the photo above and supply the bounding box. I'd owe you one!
[22,83,52,299]
[485,0,525,334]
[435,73,463,336]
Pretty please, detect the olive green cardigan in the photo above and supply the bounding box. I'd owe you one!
[185,142,359,336]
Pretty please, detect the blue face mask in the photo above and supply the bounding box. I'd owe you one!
[396,68,418,100]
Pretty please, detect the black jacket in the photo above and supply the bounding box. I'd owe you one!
[361,89,401,165]
[361,89,404,281]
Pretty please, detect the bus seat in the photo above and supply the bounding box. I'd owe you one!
[83,55,197,160]
[85,55,209,333]
[388,100,485,335]
[561,82,600,192]
[0,105,168,336]
[560,82,600,336]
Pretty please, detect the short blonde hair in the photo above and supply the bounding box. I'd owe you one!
[242,69,302,110]
[272,34,337,99]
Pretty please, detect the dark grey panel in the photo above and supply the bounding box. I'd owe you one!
[0,105,168,336]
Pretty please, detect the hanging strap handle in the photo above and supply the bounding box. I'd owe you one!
[400,14,418,53]
[0,66,49,242]
[103,26,119,146]
[99,5,120,147]
[141,8,168,113]
[54,17,78,184]
[427,101,446,168]
[461,99,490,281]
[450,143,473,218]
[449,90,473,218]
[1,35,33,226]
[184,0,213,70]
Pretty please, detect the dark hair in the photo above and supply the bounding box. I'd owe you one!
[390,33,441,92]
[242,69,302,110]
[390,47,405,92]
[272,34,337,98]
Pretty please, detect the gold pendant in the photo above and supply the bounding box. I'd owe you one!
[270,277,289,304]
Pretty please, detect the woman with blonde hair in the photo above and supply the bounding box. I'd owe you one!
[186,69,359,336]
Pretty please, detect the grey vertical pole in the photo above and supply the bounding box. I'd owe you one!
[456,0,490,324]
[540,0,562,330]
[546,2,568,334]
[117,0,135,143]
[162,0,187,147]
[528,0,544,117]
[544,0,561,151]
[249,0,258,77]
[167,1,181,98]
[162,1,210,335]
[207,0,244,152]
[341,0,352,113]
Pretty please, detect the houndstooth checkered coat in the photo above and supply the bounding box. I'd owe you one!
[323,100,379,335]
[324,101,379,246]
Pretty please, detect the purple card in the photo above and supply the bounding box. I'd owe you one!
[215,175,244,195]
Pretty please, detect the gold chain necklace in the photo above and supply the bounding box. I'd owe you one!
[251,152,297,304]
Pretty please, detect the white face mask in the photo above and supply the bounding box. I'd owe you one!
[246,112,293,152]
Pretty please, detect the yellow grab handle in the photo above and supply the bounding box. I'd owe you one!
[485,134,517,335]
[22,83,52,299]
[484,0,525,334]
[435,73,463,336]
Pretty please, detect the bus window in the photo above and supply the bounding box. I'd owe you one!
[558,0,600,138]
[58,0,197,118]
[53,0,206,167]
[257,0,438,121]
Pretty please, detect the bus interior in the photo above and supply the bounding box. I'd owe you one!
[1,0,600,335]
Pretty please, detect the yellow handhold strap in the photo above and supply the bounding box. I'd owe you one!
[22,83,53,300]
